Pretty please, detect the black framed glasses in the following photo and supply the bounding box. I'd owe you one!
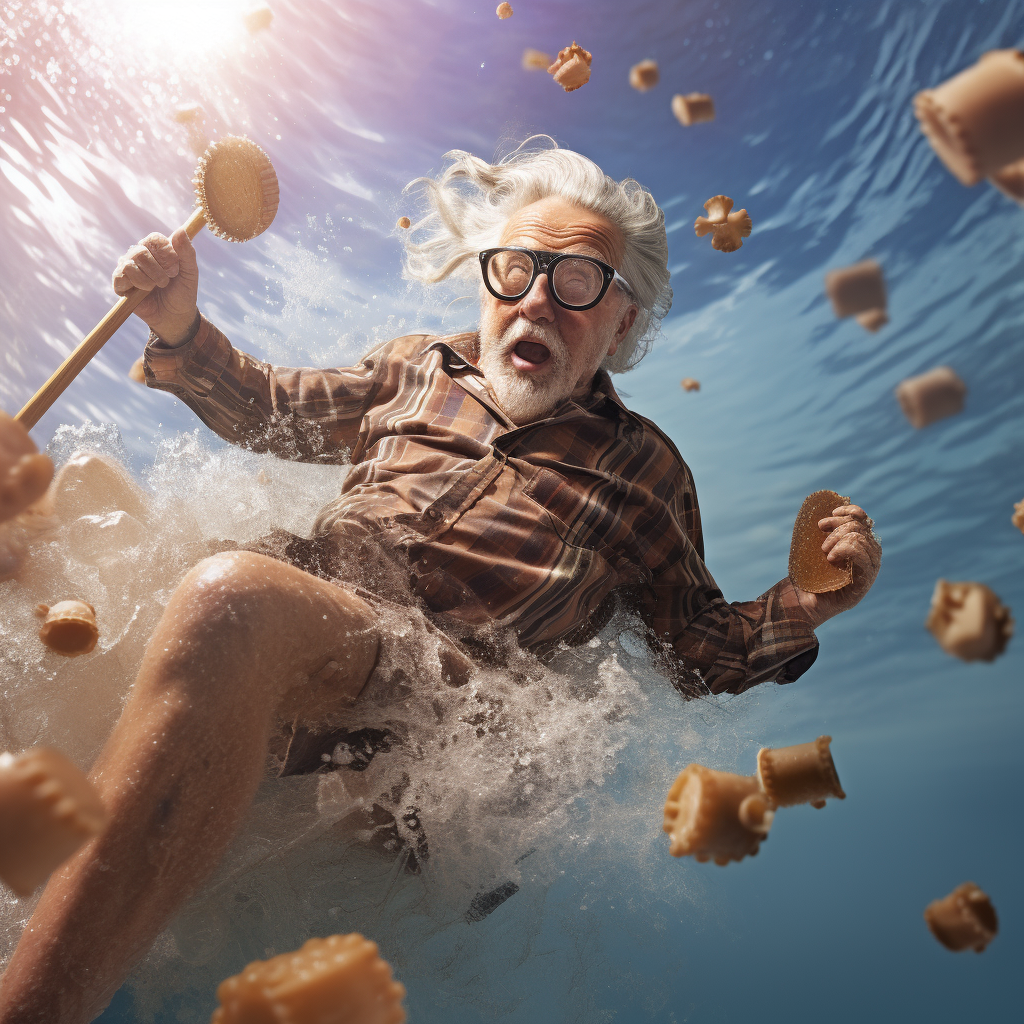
[478,247,635,311]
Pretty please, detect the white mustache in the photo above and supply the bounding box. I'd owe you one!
[501,318,564,357]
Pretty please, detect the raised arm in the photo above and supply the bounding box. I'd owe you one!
[115,230,398,463]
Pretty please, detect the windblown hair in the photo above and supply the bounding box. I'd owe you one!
[402,137,672,373]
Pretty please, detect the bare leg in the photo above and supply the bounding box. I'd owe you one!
[0,551,380,1024]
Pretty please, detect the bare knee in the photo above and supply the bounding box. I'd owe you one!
[151,550,378,706]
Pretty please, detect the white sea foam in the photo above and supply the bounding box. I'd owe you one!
[0,422,757,1022]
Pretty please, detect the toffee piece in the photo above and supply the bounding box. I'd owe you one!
[925,580,1013,662]
[694,195,751,253]
[1012,498,1024,534]
[548,42,592,92]
[672,92,715,126]
[825,260,888,331]
[789,490,853,594]
[663,765,773,866]
[172,103,204,125]
[0,747,107,896]
[128,355,147,383]
[211,933,407,1024]
[35,600,99,656]
[914,49,1024,186]
[924,882,998,953]
[757,736,845,809]
[630,59,659,92]
[243,4,273,34]
[895,366,966,429]
[522,48,553,71]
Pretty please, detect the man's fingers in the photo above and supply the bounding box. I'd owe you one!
[127,243,172,288]
[112,232,184,295]
[114,259,158,294]
[169,226,198,281]
[141,232,180,278]
[821,520,866,554]
[826,532,881,575]
[818,506,870,532]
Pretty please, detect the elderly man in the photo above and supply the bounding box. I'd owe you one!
[0,144,880,1023]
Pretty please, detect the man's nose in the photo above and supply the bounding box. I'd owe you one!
[519,272,556,323]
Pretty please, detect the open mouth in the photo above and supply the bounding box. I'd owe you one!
[510,339,552,371]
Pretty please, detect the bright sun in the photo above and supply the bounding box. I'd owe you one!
[85,0,256,58]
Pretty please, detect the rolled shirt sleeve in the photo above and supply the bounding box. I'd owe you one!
[142,314,398,464]
[645,544,819,697]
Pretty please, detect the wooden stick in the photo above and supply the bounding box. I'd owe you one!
[16,207,208,430]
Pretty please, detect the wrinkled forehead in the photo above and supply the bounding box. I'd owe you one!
[498,196,625,268]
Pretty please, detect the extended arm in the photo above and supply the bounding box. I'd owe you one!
[645,545,819,697]
[114,229,397,463]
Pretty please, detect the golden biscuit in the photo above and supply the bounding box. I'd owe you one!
[522,48,553,71]
[35,600,99,656]
[548,42,592,93]
[243,4,273,34]
[925,580,1013,662]
[895,366,966,428]
[630,60,659,92]
[211,933,406,1024]
[396,216,411,230]
[496,2,513,19]
[663,765,773,866]
[672,93,715,126]
[788,490,853,594]
[825,260,887,332]
[172,103,204,125]
[0,747,107,896]
[193,136,280,244]
[128,355,146,384]
[914,50,1024,186]
[680,378,700,392]
[757,736,845,809]
[694,195,751,252]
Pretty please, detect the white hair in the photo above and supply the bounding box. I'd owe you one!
[401,137,672,373]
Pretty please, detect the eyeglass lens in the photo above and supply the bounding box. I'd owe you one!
[486,250,606,306]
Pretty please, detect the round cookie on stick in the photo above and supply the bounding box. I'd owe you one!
[16,136,279,431]
[789,489,853,594]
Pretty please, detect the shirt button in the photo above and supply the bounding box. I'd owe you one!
[426,508,441,520]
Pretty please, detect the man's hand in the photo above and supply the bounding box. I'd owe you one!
[112,226,200,345]
[0,410,53,525]
[794,504,881,628]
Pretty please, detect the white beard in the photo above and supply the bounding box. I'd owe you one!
[477,318,577,424]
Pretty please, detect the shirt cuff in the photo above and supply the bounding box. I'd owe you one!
[142,312,231,396]
[760,575,819,684]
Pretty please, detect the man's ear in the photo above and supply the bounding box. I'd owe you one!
[607,303,638,357]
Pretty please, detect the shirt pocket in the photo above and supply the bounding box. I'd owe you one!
[521,466,605,551]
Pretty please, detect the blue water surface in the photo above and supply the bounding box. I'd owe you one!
[1,0,1022,1021]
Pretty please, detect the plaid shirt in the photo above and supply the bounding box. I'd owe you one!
[144,317,818,695]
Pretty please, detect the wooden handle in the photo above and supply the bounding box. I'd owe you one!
[16,206,208,430]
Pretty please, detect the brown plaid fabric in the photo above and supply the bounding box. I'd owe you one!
[143,317,818,695]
